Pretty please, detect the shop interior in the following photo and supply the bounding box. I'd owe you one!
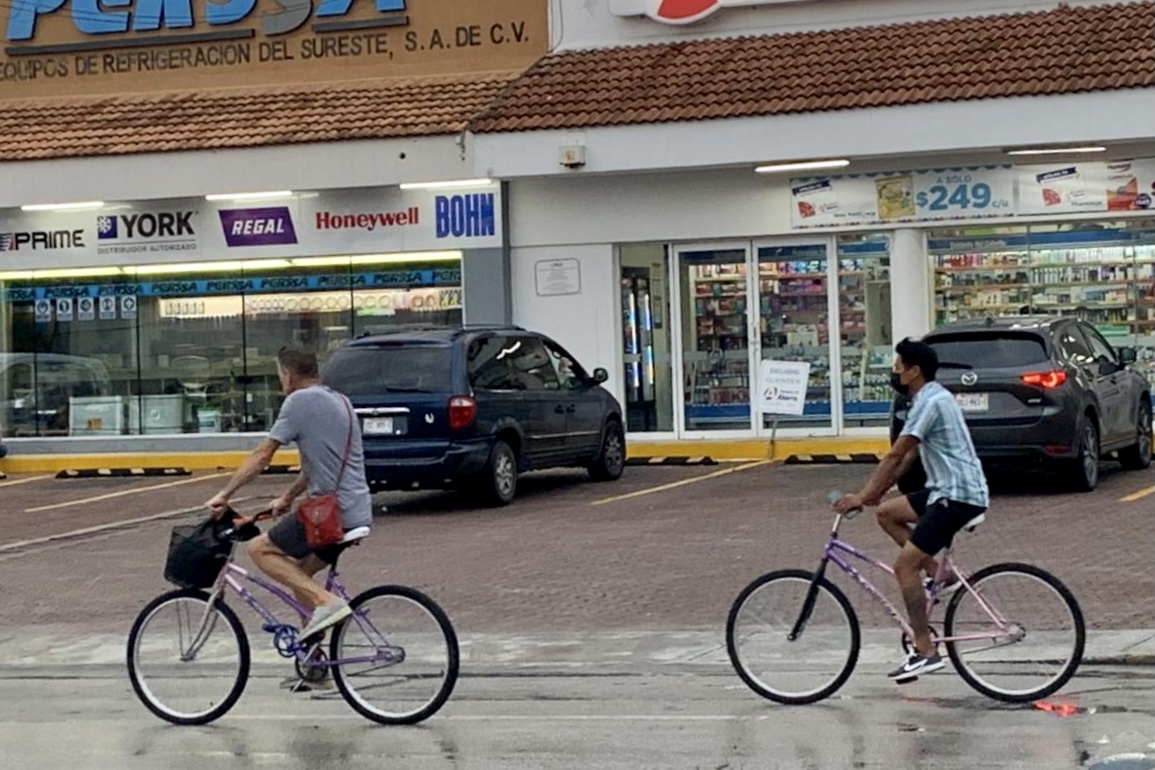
[0,252,462,437]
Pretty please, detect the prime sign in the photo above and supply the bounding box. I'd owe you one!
[6,0,407,42]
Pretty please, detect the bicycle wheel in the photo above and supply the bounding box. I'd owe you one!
[726,569,860,705]
[126,589,249,725]
[330,585,459,725]
[944,562,1085,703]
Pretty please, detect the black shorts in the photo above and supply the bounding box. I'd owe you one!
[905,489,986,556]
[267,513,354,565]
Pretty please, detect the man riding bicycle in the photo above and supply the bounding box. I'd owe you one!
[833,337,989,682]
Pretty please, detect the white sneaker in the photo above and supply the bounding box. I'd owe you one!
[299,602,352,640]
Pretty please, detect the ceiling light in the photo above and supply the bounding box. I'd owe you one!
[20,201,104,212]
[240,259,292,270]
[131,261,249,275]
[32,267,122,278]
[755,159,851,174]
[1005,146,1106,156]
[398,179,493,191]
[204,191,295,202]
[0,271,36,281]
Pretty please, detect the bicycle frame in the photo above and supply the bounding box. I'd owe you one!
[182,543,398,671]
[790,512,1012,647]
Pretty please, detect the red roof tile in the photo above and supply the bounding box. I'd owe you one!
[470,2,1155,133]
[0,73,519,161]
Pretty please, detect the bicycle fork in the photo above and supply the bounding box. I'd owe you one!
[787,559,830,642]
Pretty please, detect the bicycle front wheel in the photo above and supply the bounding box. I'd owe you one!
[944,563,1085,703]
[726,569,860,705]
[331,585,459,725]
[126,589,249,725]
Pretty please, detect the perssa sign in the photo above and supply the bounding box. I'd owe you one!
[0,0,547,98]
[6,0,408,41]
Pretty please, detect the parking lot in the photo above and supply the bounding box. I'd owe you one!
[1,457,1153,643]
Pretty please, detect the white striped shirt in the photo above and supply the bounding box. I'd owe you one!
[900,381,990,509]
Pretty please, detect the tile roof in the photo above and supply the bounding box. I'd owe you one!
[469,1,1155,133]
[0,72,520,161]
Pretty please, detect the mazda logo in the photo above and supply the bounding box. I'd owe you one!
[961,372,978,386]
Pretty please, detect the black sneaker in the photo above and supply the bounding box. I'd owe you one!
[889,651,945,682]
[924,575,964,603]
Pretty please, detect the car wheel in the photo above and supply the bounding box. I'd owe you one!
[588,421,625,482]
[1119,401,1153,471]
[1068,420,1100,493]
[481,440,518,506]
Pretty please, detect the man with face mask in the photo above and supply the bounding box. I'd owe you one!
[832,337,989,682]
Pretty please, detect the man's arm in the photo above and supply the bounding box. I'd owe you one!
[206,438,281,515]
[858,435,920,505]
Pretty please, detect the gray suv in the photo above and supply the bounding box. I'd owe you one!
[891,316,1152,492]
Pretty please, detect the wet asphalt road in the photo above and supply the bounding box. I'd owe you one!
[2,665,1154,769]
[2,461,1155,767]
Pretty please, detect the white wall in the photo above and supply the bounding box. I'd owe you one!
[510,244,623,407]
[561,0,1130,49]
[509,169,792,248]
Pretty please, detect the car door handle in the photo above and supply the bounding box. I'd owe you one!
[566,405,576,414]
[555,405,566,414]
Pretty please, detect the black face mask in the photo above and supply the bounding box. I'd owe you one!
[890,372,909,396]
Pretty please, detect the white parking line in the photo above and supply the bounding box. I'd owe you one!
[1119,485,1155,502]
[0,475,52,489]
[24,473,229,513]
[591,460,770,506]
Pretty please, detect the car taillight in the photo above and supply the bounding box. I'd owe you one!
[1021,371,1068,389]
[448,396,477,430]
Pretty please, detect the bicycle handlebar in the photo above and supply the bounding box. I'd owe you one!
[827,491,864,520]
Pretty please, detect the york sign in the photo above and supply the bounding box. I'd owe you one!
[6,0,407,41]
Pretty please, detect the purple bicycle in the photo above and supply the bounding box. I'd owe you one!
[726,497,1084,705]
[127,510,459,726]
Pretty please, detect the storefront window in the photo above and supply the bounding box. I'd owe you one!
[620,244,674,433]
[679,247,751,431]
[837,235,892,428]
[757,244,832,429]
[930,219,1155,397]
[0,251,463,437]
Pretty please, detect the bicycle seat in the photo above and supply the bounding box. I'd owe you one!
[962,513,985,533]
[341,526,371,545]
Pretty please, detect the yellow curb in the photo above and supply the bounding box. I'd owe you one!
[0,450,301,474]
[626,437,889,462]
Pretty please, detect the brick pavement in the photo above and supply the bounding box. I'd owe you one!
[0,462,1151,646]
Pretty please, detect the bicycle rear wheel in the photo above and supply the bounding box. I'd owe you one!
[126,589,249,725]
[726,569,860,705]
[944,563,1084,703]
[330,585,459,725]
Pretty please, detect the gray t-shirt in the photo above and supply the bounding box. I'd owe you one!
[268,385,373,530]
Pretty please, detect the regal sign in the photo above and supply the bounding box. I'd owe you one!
[0,0,547,98]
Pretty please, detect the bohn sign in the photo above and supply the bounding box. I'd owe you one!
[609,0,813,25]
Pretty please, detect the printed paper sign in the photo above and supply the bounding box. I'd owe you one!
[759,359,811,416]
[914,168,1014,220]
[120,295,138,320]
[790,177,879,228]
[56,297,74,322]
[1016,165,1109,215]
[77,296,96,321]
[34,299,52,322]
[99,296,117,320]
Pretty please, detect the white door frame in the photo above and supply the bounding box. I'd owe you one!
[670,241,757,439]
[751,235,841,438]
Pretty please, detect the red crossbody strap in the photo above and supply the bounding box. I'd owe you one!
[334,392,355,488]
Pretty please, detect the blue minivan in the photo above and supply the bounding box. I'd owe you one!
[320,325,626,505]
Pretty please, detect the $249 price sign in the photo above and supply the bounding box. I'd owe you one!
[914,172,1013,219]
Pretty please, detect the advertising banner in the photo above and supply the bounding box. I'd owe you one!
[0,184,503,269]
[791,158,1155,229]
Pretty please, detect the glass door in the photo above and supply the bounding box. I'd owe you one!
[755,241,836,433]
[837,234,893,429]
[676,245,754,433]
[620,244,674,434]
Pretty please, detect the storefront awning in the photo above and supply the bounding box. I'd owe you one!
[0,72,521,162]
[468,2,1155,134]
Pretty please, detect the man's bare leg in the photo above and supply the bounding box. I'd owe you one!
[895,541,936,655]
[876,496,945,581]
[247,535,339,612]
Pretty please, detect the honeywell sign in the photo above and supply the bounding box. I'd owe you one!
[316,207,421,232]
[609,0,813,24]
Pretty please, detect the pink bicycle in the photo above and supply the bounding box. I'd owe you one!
[726,496,1084,705]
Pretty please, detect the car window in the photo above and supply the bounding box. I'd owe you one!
[1079,325,1118,364]
[542,340,588,390]
[926,333,1049,369]
[504,337,561,391]
[467,336,517,391]
[321,344,453,394]
[1056,326,1095,366]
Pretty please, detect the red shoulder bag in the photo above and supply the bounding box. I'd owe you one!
[296,394,355,549]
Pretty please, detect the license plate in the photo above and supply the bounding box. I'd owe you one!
[363,417,395,435]
[955,393,989,412]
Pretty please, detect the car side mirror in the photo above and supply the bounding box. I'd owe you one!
[592,368,609,385]
[1118,346,1137,365]
[1098,357,1119,376]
